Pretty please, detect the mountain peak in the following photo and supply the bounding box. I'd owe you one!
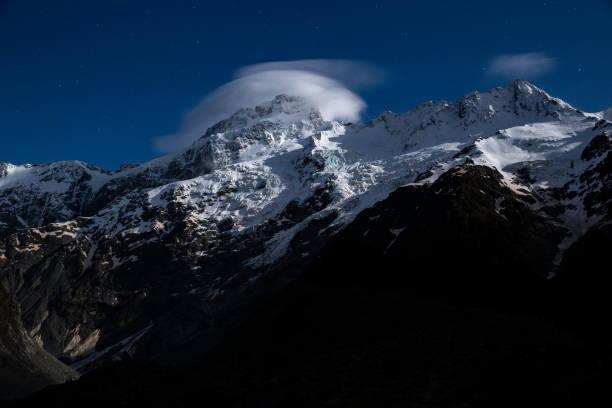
[254,94,315,116]
[510,78,538,92]
[201,94,323,139]
[506,79,571,107]
[507,79,547,101]
[455,79,574,124]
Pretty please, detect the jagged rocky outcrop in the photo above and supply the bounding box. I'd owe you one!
[0,283,78,399]
[1,80,611,397]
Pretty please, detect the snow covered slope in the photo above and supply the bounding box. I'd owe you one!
[0,161,111,237]
[1,80,610,371]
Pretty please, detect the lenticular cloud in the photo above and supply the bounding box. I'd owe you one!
[154,60,377,153]
[488,52,556,79]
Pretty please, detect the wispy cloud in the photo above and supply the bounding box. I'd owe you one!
[153,59,383,153]
[488,52,556,79]
[236,59,385,90]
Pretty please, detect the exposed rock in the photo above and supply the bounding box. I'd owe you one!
[0,283,79,399]
[582,133,612,161]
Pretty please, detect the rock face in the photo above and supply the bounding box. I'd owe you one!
[0,284,79,399]
[11,161,612,407]
[311,162,566,295]
[0,81,611,394]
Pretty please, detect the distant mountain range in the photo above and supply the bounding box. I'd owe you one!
[1,80,611,405]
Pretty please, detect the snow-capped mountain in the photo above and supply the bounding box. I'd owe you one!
[1,80,611,376]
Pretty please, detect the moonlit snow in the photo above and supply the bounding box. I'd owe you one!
[2,80,608,270]
[153,60,375,153]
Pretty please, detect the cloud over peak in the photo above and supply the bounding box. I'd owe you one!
[488,52,556,79]
[154,59,381,153]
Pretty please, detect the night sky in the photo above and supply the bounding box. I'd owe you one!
[1,0,611,170]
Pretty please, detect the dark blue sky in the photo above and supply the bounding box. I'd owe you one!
[2,0,611,170]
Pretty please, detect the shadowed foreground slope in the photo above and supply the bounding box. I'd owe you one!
[0,284,79,399]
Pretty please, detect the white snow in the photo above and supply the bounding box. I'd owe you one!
[2,80,609,274]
